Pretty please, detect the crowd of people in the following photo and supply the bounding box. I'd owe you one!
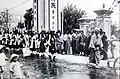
[0,29,110,57]
[0,28,110,59]
[0,27,117,79]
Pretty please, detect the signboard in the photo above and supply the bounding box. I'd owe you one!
[49,0,58,31]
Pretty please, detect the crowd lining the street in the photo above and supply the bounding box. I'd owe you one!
[0,28,117,79]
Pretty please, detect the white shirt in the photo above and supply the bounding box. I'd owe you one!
[111,35,117,46]
[0,52,7,66]
[68,34,72,41]
[89,34,103,49]
[10,61,22,78]
[0,35,2,40]
[63,34,68,41]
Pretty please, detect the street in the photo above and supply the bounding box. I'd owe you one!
[1,41,119,79]
[2,55,118,79]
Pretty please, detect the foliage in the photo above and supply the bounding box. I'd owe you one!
[0,11,12,26]
[63,4,86,33]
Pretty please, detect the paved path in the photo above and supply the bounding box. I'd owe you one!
[55,49,119,68]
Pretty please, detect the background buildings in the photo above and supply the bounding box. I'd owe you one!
[33,0,64,33]
[78,5,113,39]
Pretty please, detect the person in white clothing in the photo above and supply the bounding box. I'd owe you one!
[63,32,68,53]
[110,35,117,58]
[0,45,8,79]
[89,28,103,68]
[10,54,23,79]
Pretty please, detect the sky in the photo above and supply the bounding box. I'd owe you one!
[0,0,119,25]
[63,0,119,25]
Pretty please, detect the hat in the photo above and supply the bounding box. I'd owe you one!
[95,28,100,31]
[10,54,19,61]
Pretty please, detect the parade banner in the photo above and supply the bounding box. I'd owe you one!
[49,0,58,31]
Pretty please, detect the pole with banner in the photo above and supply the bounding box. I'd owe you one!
[49,0,58,32]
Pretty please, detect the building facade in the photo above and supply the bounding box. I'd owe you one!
[33,0,63,33]
[78,5,113,39]
[78,18,95,35]
[94,5,113,39]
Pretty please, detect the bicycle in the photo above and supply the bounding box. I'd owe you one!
[113,56,120,75]
[107,39,120,75]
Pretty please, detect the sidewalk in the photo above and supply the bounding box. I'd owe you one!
[56,54,108,67]
[55,49,119,68]
[22,41,119,68]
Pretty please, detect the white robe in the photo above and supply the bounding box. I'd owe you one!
[30,38,38,49]
[89,34,103,49]
[0,52,8,66]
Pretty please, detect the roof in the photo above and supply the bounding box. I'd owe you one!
[77,18,95,21]
[94,9,113,15]
[77,18,95,24]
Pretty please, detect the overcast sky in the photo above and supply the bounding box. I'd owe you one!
[63,0,119,25]
[0,0,119,25]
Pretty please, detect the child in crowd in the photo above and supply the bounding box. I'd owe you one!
[9,54,23,79]
[0,45,8,79]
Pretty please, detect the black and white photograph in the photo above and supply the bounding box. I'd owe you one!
[0,0,119,79]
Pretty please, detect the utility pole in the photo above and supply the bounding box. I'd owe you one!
[5,9,9,32]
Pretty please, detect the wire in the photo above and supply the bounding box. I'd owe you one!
[0,0,30,12]
[8,0,30,11]
[111,1,119,11]
[97,0,119,27]
[109,0,117,10]
[0,0,30,21]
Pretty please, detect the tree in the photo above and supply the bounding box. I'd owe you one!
[63,4,86,33]
[0,10,12,26]
[0,10,13,33]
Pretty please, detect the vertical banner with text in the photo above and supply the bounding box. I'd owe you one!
[49,0,58,31]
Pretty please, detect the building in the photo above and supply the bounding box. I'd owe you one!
[77,18,96,35]
[78,4,113,39]
[94,4,113,39]
[33,0,64,33]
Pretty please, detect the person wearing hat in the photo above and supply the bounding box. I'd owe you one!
[9,54,23,79]
[89,28,103,68]
[0,45,8,79]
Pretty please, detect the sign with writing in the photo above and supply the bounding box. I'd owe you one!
[49,0,58,31]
